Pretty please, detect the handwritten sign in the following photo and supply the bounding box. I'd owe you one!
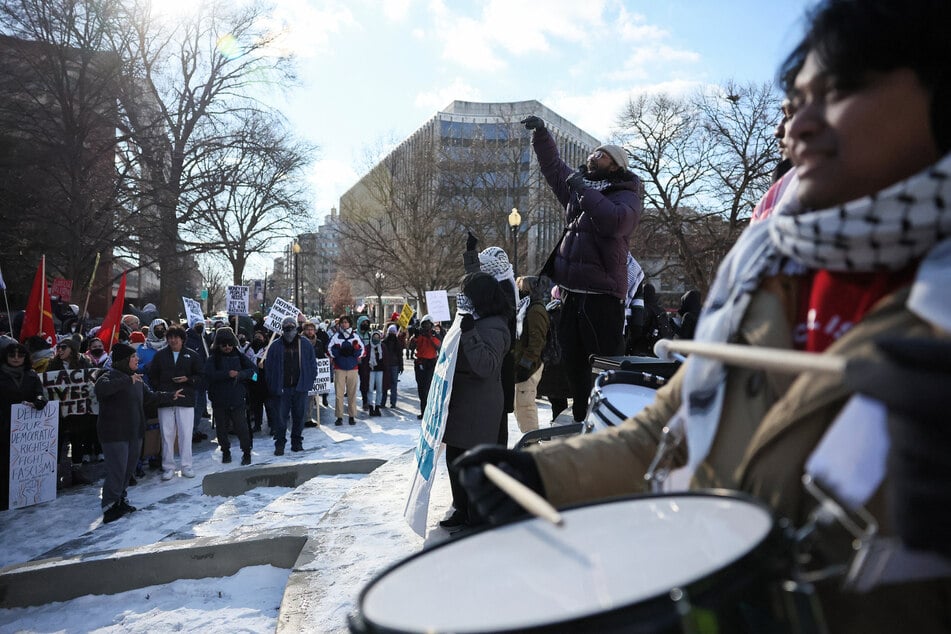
[397,303,414,330]
[182,297,205,328]
[424,290,451,322]
[42,368,102,416]
[50,278,73,301]
[264,297,300,333]
[309,358,332,396]
[226,285,250,316]
[9,402,59,510]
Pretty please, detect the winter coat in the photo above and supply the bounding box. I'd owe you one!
[94,369,171,442]
[313,330,330,359]
[328,329,363,371]
[442,314,510,449]
[513,301,550,381]
[531,127,641,299]
[264,336,318,395]
[528,281,951,634]
[0,367,46,425]
[205,350,256,409]
[145,346,204,408]
[382,333,404,372]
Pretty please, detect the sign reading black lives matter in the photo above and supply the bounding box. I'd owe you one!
[226,285,250,316]
[42,368,103,416]
[264,297,301,333]
[9,402,59,509]
[309,358,332,395]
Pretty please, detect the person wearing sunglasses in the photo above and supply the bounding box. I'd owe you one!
[0,342,48,511]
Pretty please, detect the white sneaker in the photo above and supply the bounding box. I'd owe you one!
[161,469,174,481]
[181,468,195,478]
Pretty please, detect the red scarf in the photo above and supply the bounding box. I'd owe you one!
[794,267,916,352]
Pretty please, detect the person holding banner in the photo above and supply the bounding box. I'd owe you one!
[0,342,48,511]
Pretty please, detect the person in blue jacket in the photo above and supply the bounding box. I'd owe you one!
[264,317,317,455]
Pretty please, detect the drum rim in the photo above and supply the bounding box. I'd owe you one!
[593,369,666,391]
[353,489,780,634]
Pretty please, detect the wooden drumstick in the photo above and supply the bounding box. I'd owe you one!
[483,463,564,526]
[654,338,846,377]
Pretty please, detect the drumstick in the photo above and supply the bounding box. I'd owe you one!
[654,338,846,377]
[483,463,564,526]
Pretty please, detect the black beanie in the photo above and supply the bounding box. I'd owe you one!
[111,342,136,366]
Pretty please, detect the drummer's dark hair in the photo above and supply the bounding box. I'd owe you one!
[781,0,951,152]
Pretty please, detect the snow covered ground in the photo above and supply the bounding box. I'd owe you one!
[0,370,546,633]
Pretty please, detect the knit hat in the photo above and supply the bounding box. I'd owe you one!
[129,331,146,345]
[281,316,297,329]
[111,342,136,366]
[390,312,400,322]
[387,324,398,335]
[213,326,239,347]
[594,144,628,170]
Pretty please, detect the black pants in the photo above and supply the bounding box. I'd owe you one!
[415,358,437,414]
[559,292,625,421]
[214,406,252,455]
[445,444,469,518]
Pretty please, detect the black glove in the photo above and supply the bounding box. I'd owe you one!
[566,165,587,192]
[455,445,545,526]
[466,231,479,252]
[520,115,545,131]
[515,367,532,383]
[460,314,475,332]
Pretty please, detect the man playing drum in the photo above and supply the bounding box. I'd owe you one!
[456,1,951,631]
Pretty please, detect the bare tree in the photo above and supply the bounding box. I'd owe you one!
[327,271,353,317]
[111,0,296,316]
[198,257,227,315]
[188,111,316,284]
[615,82,780,295]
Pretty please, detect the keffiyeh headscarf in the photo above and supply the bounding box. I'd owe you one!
[478,247,518,312]
[673,154,951,479]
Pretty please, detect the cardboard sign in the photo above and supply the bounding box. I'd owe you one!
[424,290,450,322]
[309,358,332,396]
[264,297,300,333]
[9,402,59,510]
[50,278,73,301]
[182,297,205,327]
[397,303,414,330]
[226,285,250,316]
[42,368,102,416]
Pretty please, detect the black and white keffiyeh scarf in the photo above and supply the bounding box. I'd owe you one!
[671,154,951,480]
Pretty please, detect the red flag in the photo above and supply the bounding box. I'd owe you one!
[20,256,55,344]
[96,271,127,353]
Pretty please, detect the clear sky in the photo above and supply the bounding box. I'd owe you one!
[241,0,815,275]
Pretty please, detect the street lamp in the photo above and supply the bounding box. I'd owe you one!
[374,271,386,323]
[292,241,301,309]
[317,287,324,318]
[508,207,522,278]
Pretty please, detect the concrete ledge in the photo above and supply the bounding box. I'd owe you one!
[202,458,387,497]
[0,528,308,609]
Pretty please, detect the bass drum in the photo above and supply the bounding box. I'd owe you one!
[349,492,824,633]
[584,370,665,434]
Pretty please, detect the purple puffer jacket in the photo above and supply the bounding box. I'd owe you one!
[532,128,642,299]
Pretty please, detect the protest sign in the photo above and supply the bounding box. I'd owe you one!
[424,290,451,322]
[397,303,414,330]
[226,285,250,316]
[264,297,300,333]
[309,358,332,396]
[182,297,205,327]
[404,313,462,535]
[42,368,101,416]
[9,401,58,509]
[50,278,73,301]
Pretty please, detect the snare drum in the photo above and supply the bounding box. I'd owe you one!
[350,492,822,633]
[585,370,665,433]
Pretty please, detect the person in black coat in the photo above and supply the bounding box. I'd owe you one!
[0,342,48,511]
[145,325,203,480]
[205,328,256,465]
[95,343,182,523]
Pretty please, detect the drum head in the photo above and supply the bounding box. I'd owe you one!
[358,493,773,633]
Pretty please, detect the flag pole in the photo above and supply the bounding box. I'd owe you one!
[79,252,101,335]
[0,262,12,334]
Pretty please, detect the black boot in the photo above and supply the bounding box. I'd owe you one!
[222,450,232,464]
[335,417,343,426]
[241,451,251,466]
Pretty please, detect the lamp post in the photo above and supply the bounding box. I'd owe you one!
[374,271,385,323]
[292,241,301,310]
[508,207,522,278]
[316,287,324,318]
